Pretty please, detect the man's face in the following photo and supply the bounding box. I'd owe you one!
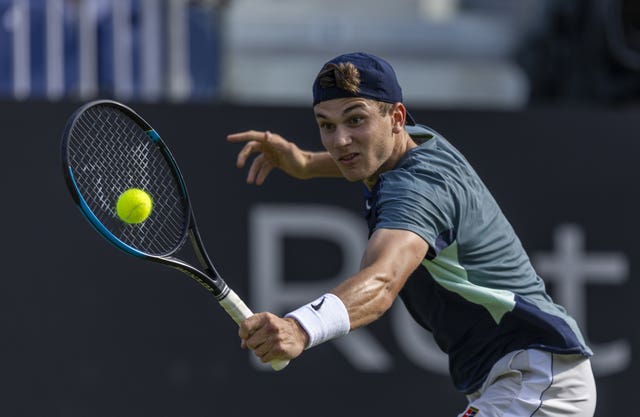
[314,98,397,186]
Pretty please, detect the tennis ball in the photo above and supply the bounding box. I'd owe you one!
[116,188,153,224]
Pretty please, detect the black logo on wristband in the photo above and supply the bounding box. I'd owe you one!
[311,296,326,311]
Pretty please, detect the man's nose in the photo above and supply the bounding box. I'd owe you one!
[333,126,352,147]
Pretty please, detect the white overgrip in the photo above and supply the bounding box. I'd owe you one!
[218,289,290,371]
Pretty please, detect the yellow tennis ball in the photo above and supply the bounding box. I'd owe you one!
[116,188,153,224]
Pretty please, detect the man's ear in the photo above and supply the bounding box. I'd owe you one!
[392,102,406,133]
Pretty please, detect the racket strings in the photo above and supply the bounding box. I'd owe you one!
[67,106,188,255]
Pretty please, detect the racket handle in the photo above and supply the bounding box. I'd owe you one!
[219,289,290,371]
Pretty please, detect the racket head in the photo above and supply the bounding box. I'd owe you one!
[61,102,290,373]
[61,100,191,258]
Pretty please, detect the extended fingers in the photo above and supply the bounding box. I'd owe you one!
[236,141,262,168]
[229,131,268,168]
[227,130,268,144]
[229,131,284,186]
[251,155,274,185]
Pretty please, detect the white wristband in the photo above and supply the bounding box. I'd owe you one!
[285,293,350,349]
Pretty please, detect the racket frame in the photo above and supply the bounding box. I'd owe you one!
[62,99,290,370]
[62,100,231,300]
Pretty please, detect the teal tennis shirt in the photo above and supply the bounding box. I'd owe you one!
[364,125,592,394]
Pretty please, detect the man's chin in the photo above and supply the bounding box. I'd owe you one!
[339,170,365,183]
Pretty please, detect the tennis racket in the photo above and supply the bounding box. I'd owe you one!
[61,99,289,371]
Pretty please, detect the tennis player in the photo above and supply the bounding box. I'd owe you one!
[227,52,596,416]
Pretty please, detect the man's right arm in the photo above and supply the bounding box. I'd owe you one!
[299,150,342,179]
[227,130,342,184]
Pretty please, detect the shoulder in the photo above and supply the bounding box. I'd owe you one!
[380,129,448,192]
[390,125,479,192]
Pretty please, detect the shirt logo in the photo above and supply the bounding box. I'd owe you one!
[462,406,479,417]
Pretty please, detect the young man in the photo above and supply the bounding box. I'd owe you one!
[227,52,596,416]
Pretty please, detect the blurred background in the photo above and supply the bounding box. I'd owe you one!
[0,0,637,416]
[2,0,639,106]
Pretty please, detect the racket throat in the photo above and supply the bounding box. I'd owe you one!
[183,229,230,299]
[167,258,229,299]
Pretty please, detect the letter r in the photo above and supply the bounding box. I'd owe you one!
[248,204,393,371]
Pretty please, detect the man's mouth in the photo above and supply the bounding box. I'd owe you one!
[339,153,359,162]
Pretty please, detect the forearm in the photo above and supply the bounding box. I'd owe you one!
[300,150,342,179]
[332,229,429,330]
[286,230,427,351]
[332,267,399,330]
[283,273,390,351]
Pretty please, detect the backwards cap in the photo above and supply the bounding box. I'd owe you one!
[312,52,416,125]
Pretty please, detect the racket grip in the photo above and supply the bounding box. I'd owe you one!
[219,289,290,371]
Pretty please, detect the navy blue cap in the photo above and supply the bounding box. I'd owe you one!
[312,52,416,125]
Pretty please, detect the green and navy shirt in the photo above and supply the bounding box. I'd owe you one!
[364,125,592,394]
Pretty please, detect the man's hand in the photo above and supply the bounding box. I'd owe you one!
[227,130,309,185]
[239,312,309,364]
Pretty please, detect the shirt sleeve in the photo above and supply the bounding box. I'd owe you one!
[372,168,455,253]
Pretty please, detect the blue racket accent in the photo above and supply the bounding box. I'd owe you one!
[146,129,161,143]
